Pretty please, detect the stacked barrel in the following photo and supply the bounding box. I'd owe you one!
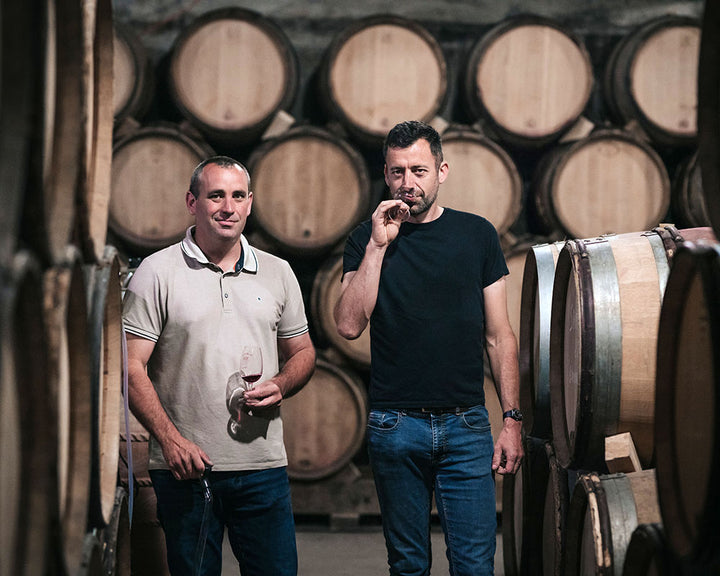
[0,1,129,576]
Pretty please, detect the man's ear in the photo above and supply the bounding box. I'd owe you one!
[438,161,449,184]
[186,190,196,213]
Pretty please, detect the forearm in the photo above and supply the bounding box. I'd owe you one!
[127,361,181,445]
[486,330,520,413]
[273,345,316,399]
[334,242,386,339]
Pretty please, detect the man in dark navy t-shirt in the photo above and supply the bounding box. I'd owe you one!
[335,121,523,576]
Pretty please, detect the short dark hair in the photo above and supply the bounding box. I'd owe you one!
[189,155,251,198]
[382,121,443,168]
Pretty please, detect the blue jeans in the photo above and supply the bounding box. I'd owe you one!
[367,405,496,576]
[149,467,297,576]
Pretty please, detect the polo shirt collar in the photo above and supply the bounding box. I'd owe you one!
[181,226,258,273]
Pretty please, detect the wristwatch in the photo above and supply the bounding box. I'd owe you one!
[503,408,523,422]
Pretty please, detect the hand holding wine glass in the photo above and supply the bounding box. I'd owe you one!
[226,345,263,438]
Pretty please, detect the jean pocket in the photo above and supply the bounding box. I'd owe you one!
[367,409,401,431]
[461,405,491,432]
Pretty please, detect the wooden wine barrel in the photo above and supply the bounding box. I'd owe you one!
[113,23,154,124]
[654,241,720,564]
[604,16,700,147]
[440,128,523,236]
[549,227,715,471]
[168,7,299,145]
[518,240,566,439]
[102,487,131,576]
[78,532,104,576]
[85,246,123,529]
[532,128,670,239]
[318,14,447,146]
[464,15,593,148]
[248,126,372,255]
[502,436,550,576]
[311,252,371,368]
[282,358,368,480]
[22,0,86,266]
[109,123,215,254]
[564,470,662,576]
[672,150,711,228]
[621,523,679,576]
[543,443,570,576]
[77,0,114,264]
[698,0,720,240]
[0,3,38,267]
[0,252,54,576]
[43,245,94,576]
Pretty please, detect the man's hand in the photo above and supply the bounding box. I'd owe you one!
[243,379,284,410]
[370,199,409,247]
[160,435,213,481]
[492,420,523,475]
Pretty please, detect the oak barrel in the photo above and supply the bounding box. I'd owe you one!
[0,3,38,267]
[78,532,104,576]
[247,126,372,255]
[109,123,215,254]
[311,252,371,368]
[23,0,86,266]
[532,128,670,239]
[671,150,710,229]
[604,16,700,147]
[168,7,299,145]
[85,246,123,528]
[440,128,523,236]
[654,240,720,564]
[318,14,447,146]
[543,443,570,576]
[102,487,131,576]
[519,240,566,439]
[564,470,662,576]
[502,436,550,576]
[621,523,678,576]
[113,23,154,124]
[548,228,715,471]
[43,245,94,576]
[77,0,114,264]
[0,253,54,576]
[464,15,593,148]
[698,0,720,239]
[282,358,368,480]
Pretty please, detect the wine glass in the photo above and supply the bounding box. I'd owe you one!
[226,345,263,437]
[239,345,263,390]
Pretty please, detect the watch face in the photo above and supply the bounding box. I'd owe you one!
[504,408,523,421]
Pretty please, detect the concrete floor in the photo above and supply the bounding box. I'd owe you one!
[221,523,504,575]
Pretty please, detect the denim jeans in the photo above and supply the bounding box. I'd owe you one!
[149,467,297,576]
[367,405,496,576]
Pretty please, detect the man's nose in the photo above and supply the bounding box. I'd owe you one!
[401,171,415,189]
[220,196,234,212]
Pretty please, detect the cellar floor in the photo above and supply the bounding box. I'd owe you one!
[220,520,504,575]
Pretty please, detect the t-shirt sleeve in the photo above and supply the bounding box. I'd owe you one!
[277,261,310,339]
[342,222,372,277]
[482,221,509,288]
[122,260,165,342]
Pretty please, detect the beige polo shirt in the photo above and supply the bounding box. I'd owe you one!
[123,227,309,471]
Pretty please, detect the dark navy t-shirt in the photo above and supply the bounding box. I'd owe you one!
[343,208,508,408]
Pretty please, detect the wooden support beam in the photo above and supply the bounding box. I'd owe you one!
[605,432,642,473]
